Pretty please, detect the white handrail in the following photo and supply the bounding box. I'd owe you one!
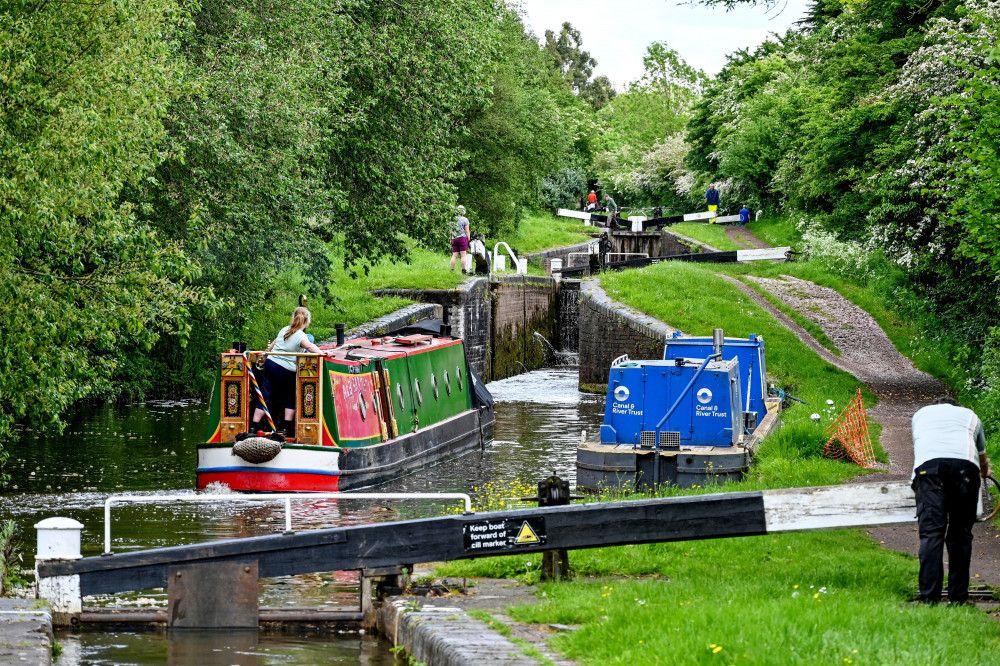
[103,492,474,554]
[492,242,526,274]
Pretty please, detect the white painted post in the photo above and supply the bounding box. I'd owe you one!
[493,254,506,272]
[35,517,84,624]
[517,258,528,275]
[550,258,563,281]
[630,216,646,232]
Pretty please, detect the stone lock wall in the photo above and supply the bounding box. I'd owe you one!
[578,280,679,392]
[371,276,563,382]
[489,276,558,382]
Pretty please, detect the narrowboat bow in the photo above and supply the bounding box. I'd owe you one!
[198,333,495,491]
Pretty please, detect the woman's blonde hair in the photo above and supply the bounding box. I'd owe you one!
[284,306,311,340]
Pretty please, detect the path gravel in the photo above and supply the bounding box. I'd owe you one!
[725,225,770,250]
[717,233,1000,595]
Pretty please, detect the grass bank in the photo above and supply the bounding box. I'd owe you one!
[435,218,1000,663]
[670,221,741,251]
[447,530,1000,665]
[254,212,589,346]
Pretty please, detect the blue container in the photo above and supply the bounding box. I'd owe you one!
[601,358,743,448]
[664,334,767,418]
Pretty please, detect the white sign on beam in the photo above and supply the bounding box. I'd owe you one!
[557,209,592,221]
[762,482,916,533]
[736,247,792,262]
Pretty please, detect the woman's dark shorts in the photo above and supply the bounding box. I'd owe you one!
[451,236,469,253]
[260,358,297,412]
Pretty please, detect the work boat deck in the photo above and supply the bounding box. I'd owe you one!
[198,333,495,492]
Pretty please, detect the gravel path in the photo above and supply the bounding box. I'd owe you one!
[719,260,1000,592]
[725,225,770,250]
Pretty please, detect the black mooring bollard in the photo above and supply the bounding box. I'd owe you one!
[335,323,345,346]
[538,473,570,581]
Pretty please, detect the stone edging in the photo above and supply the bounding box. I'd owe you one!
[377,599,537,666]
[524,239,597,260]
[315,302,442,346]
[580,279,680,341]
[0,600,52,666]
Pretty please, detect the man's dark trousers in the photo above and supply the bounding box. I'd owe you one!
[912,458,980,603]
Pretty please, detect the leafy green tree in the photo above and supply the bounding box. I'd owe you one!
[544,22,617,110]
[593,42,704,204]
[131,0,346,393]
[456,10,574,234]
[0,1,201,450]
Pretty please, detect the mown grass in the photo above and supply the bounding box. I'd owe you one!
[670,221,741,251]
[506,531,1000,666]
[432,232,1000,664]
[598,260,880,448]
[490,211,594,255]
[250,213,592,347]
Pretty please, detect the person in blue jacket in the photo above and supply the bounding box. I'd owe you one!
[705,184,720,223]
[739,204,751,227]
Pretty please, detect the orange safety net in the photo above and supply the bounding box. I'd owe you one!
[823,387,877,468]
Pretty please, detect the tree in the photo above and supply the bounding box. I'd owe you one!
[0,1,202,451]
[544,22,617,110]
[456,10,574,234]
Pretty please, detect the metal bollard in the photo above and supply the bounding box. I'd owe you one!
[35,517,84,625]
[538,475,571,581]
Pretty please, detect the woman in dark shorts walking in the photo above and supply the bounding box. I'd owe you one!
[450,205,471,273]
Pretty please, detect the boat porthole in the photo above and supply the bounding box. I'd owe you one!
[414,378,423,406]
[396,382,405,409]
[431,373,439,400]
[456,366,464,391]
[444,370,452,396]
[359,393,368,421]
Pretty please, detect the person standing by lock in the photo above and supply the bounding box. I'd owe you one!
[911,396,991,605]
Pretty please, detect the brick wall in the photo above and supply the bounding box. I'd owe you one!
[489,276,558,381]
[578,280,679,390]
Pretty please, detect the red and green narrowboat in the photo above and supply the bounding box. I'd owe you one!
[197,334,495,491]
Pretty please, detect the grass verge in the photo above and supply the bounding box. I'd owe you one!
[253,213,591,346]
[670,221,741,251]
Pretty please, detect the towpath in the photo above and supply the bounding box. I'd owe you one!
[719,229,1000,592]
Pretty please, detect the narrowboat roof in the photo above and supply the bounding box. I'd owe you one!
[319,335,464,362]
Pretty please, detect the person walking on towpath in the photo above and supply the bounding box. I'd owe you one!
[739,204,751,227]
[450,205,471,274]
[705,184,720,223]
[911,396,991,605]
[586,190,598,211]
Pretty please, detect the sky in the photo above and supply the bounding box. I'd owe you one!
[518,0,813,88]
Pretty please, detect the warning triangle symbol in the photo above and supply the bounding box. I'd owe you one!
[515,521,540,544]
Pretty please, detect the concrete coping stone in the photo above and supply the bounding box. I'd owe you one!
[524,239,597,260]
[378,599,538,666]
[0,599,52,666]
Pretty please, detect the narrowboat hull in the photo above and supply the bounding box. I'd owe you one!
[197,334,494,492]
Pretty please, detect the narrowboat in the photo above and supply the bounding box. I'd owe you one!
[577,329,780,491]
[198,333,495,491]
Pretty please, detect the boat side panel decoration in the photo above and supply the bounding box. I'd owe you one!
[329,366,382,446]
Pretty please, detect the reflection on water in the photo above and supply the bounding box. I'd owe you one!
[0,367,605,665]
[53,629,398,666]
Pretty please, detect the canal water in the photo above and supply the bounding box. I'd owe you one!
[0,366,604,665]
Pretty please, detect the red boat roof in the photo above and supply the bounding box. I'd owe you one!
[319,335,463,362]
